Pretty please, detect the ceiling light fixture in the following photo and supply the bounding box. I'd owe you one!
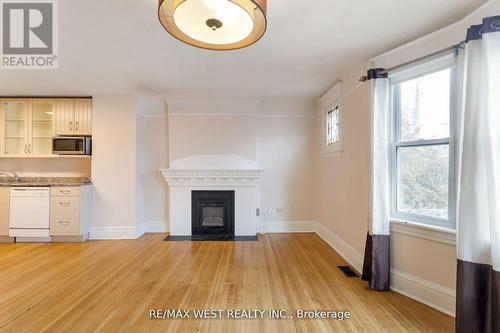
[158,0,267,50]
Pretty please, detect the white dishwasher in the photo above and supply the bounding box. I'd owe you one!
[9,187,50,238]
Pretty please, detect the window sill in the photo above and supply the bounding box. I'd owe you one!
[322,149,343,158]
[390,219,456,246]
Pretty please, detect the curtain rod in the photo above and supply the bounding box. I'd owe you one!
[358,41,465,82]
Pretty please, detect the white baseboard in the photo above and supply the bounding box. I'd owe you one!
[140,220,168,233]
[270,221,456,317]
[390,269,456,317]
[89,226,145,240]
[314,222,364,274]
[90,221,167,239]
[264,221,316,233]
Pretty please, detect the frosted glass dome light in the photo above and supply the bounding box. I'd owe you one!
[158,0,267,50]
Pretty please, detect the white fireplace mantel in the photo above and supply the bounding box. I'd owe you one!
[160,169,264,186]
[160,167,264,236]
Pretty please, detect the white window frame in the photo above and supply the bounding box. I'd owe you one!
[319,82,343,158]
[389,52,458,230]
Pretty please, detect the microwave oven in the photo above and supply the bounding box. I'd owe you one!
[52,136,92,155]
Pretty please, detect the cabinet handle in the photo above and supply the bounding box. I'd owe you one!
[24,144,27,154]
[59,202,71,207]
[69,121,72,131]
[28,144,31,154]
[58,220,70,225]
[59,190,71,194]
[76,121,79,132]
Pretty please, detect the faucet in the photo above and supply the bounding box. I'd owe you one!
[0,171,20,182]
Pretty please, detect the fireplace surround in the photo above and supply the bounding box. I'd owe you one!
[160,155,264,239]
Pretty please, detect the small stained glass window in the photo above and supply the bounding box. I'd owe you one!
[326,106,340,146]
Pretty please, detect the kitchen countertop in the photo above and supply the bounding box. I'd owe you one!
[0,177,92,187]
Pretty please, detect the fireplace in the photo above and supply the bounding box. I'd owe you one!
[192,190,235,239]
[160,164,264,238]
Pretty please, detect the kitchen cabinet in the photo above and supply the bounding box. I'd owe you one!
[50,185,91,242]
[74,99,92,135]
[0,98,29,156]
[0,187,12,242]
[0,97,92,157]
[55,98,92,136]
[0,98,55,157]
[30,99,56,155]
[54,99,73,136]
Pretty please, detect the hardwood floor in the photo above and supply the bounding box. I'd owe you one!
[0,233,454,332]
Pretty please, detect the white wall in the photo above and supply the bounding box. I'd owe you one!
[257,103,317,224]
[0,158,90,177]
[167,99,318,225]
[136,97,169,232]
[136,114,145,232]
[316,58,371,257]
[168,114,258,163]
[90,95,139,239]
[89,95,168,238]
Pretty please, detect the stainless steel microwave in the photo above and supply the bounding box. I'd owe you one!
[52,136,92,155]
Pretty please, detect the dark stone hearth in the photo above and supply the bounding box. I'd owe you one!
[164,235,258,241]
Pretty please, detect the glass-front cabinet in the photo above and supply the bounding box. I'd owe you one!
[0,98,55,156]
[30,99,55,155]
[1,99,29,155]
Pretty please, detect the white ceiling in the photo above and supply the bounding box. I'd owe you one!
[0,0,486,100]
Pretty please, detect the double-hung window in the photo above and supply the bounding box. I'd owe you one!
[389,53,457,229]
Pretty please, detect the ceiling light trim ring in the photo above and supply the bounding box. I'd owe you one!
[158,0,267,51]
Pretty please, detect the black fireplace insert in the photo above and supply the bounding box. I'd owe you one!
[191,190,235,239]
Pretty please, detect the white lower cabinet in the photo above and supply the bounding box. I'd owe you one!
[50,185,91,242]
[0,187,12,242]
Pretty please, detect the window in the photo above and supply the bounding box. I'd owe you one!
[320,81,342,158]
[326,106,340,145]
[390,54,456,228]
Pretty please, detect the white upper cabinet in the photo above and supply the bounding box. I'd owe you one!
[0,99,29,156]
[55,99,74,136]
[55,98,92,136]
[0,98,56,157]
[74,99,92,135]
[0,97,92,157]
[30,99,55,156]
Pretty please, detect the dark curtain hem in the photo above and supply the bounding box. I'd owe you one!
[362,233,390,291]
[456,259,500,333]
[362,233,372,281]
